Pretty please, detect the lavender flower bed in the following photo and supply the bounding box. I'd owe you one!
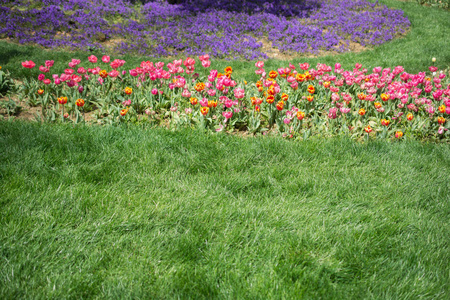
[0,0,410,59]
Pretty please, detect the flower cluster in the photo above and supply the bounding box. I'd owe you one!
[17,55,450,141]
[0,0,410,59]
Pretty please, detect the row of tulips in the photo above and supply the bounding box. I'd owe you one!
[16,55,450,141]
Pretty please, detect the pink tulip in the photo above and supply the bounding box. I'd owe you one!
[38,74,45,81]
[426,106,435,114]
[173,59,182,67]
[21,60,36,69]
[202,60,211,68]
[109,70,119,77]
[45,60,54,68]
[88,55,97,63]
[340,107,351,114]
[255,68,264,75]
[102,55,110,63]
[67,80,75,87]
[255,61,264,68]
[224,98,233,108]
[330,86,339,93]
[222,111,233,119]
[183,57,195,67]
[181,89,191,98]
[110,59,125,69]
[39,65,49,73]
[328,107,337,119]
[199,54,210,61]
[299,63,309,70]
[199,98,208,107]
[433,90,443,101]
[43,79,51,85]
[287,76,295,83]
[331,93,340,102]
[373,66,382,73]
[234,88,245,99]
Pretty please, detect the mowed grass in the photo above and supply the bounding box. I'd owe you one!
[0,0,449,81]
[0,121,449,298]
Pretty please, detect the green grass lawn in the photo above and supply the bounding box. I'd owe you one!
[0,0,449,81]
[1,121,449,298]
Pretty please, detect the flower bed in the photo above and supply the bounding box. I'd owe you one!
[0,0,410,59]
[12,55,450,141]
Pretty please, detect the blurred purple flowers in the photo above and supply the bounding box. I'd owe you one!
[0,0,410,59]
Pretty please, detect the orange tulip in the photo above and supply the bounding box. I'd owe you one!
[269,70,278,79]
[190,97,198,105]
[75,98,85,107]
[194,82,205,92]
[380,93,390,101]
[295,73,305,82]
[407,113,414,121]
[381,119,390,126]
[276,100,284,111]
[266,95,275,104]
[124,87,132,95]
[120,108,128,116]
[58,96,68,105]
[99,70,108,78]
[200,106,209,116]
